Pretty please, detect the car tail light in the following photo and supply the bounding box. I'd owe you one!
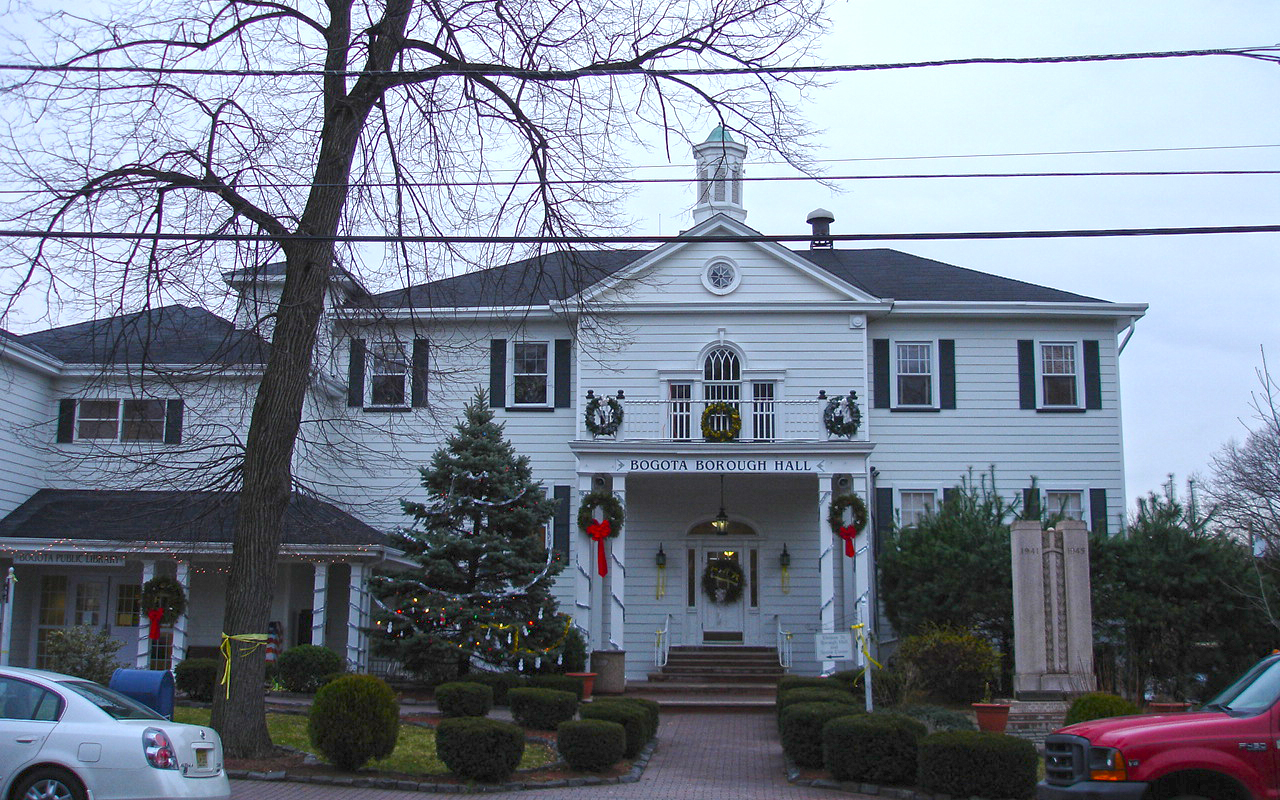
[143,727,178,769]
[1089,746,1127,781]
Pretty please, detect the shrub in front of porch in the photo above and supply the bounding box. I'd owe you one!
[43,624,124,685]
[461,672,526,706]
[775,675,845,701]
[580,700,649,758]
[590,697,659,741]
[822,713,926,785]
[776,687,857,725]
[896,626,999,705]
[509,687,579,730]
[435,681,493,717]
[917,730,1038,800]
[779,701,863,768]
[277,644,344,693]
[435,717,525,782]
[308,674,400,771]
[174,658,219,703]
[557,719,627,771]
[527,673,586,699]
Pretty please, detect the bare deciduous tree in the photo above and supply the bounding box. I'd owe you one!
[1209,351,1280,563]
[0,0,827,755]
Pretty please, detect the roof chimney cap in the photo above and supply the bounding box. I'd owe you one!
[806,208,835,224]
[806,208,835,250]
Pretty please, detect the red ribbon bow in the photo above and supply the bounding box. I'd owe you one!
[147,607,166,640]
[837,525,859,558]
[587,519,611,576]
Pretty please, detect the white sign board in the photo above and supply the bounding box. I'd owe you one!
[12,552,126,567]
[814,632,854,662]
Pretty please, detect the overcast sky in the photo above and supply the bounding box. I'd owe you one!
[620,0,1280,508]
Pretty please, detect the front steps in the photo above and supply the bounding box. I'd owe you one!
[628,645,784,710]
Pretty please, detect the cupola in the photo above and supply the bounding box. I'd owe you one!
[692,126,748,223]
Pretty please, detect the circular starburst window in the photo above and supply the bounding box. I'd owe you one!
[701,258,741,295]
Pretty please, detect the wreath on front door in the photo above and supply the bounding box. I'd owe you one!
[701,557,745,605]
[141,575,187,625]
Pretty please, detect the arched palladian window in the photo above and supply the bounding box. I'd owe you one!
[703,347,741,403]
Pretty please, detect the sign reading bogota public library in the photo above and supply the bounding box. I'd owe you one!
[622,458,826,473]
[12,551,126,566]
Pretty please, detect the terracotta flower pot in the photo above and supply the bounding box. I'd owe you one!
[972,702,1011,733]
[566,672,597,701]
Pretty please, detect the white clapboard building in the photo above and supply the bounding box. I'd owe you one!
[0,128,1146,680]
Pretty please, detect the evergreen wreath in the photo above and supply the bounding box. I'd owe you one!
[141,575,187,625]
[701,402,742,442]
[576,490,624,537]
[823,392,862,438]
[583,394,624,437]
[828,493,869,534]
[701,558,745,604]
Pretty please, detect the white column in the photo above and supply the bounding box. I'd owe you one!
[172,561,190,668]
[136,560,156,668]
[311,563,328,648]
[346,562,367,670]
[580,475,604,651]
[0,567,16,666]
[608,474,626,651]
[818,476,836,674]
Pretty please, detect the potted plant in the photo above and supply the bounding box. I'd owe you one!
[972,683,1011,733]
[565,671,597,701]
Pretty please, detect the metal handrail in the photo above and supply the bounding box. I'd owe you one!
[774,615,793,669]
[655,613,672,667]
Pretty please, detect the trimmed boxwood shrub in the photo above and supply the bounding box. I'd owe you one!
[1064,693,1141,726]
[308,674,399,771]
[435,682,493,717]
[436,717,525,783]
[174,658,219,703]
[277,644,344,693]
[527,673,586,699]
[580,700,649,757]
[461,672,525,706]
[895,704,977,733]
[779,701,863,768]
[823,713,927,785]
[593,697,659,740]
[777,687,859,724]
[557,719,626,771]
[917,731,1038,800]
[776,676,845,700]
[508,687,579,730]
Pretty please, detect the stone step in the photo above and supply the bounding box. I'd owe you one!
[661,663,785,674]
[668,645,777,653]
[634,680,776,696]
[650,671,782,684]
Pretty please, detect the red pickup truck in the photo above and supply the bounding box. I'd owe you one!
[1038,654,1280,800]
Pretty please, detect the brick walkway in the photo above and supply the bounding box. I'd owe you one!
[230,711,869,800]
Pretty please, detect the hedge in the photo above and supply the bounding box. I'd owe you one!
[592,697,659,740]
[779,701,863,768]
[1064,693,1141,726]
[777,687,859,725]
[580,700,649,758]
[508,687,579,730]
[434,682,493,718]
[307,675,399,771]
[435,717,525,783]
[277,645,344,693]
[459,672,525,706]
[527,673,586,700]
[557,719,627,771]
[823,713,926,785]
[917,731,1038,800]
[775,676,846,701]
[174,658,219,703]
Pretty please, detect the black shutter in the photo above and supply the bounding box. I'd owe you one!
[942,487,956,508]
[1083,340,1102,410]
[939,339,956,409]
[553,486,570,560]
[347,339,365,407]
[874,487,894,535]
[873,339,890,409]
[554,339,571,409]
[411,339,429,408]
[1023,487,1041,519]
[1017,340,1036,409]
[1090,488,1108,534]
[57,399,76,443]
[489,339,507,409]
[164,399,184,444]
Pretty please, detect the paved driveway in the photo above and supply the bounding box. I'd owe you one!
[230,711,867,800]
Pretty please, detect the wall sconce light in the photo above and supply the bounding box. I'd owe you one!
[712,474,730,535]
[779,544,791,594]
[655,544,667,599]
[779,544,791,568]
[655,544,667,567]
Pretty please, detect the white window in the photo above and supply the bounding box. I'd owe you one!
[512,342,550,406]
[751,382,775,440]
[895,342,934,406]
[366,341,410,407]
[701,258,741,295]
[899,491,937,527]
[670,382,692,440]
[1046,490,1084,521]
[1040,343,1079,407]
[75,399,165,442]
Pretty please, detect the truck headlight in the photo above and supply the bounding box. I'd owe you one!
[1089,747,1127,781]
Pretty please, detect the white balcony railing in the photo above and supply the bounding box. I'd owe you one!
[581,393,863,443]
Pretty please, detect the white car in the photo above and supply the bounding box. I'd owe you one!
[0,666,230,800]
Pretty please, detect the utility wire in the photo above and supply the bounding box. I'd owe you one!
[2,224,1278,244]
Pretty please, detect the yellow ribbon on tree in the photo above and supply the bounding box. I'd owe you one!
[219,632,269,699]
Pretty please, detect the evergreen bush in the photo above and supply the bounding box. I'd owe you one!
[823,713,926,785]
[174,658,219,703]
[461,672,525,706]
[591,697,659,740]
[896,626,999,704]
[557,719,627,771]
[775,676,844,700]
[917,731,1038,799]
[527,673,585,699]
[277,644,344,693]
[1064,693,1141,726]
[559,626,588,673]
[435,681,493,717]
[43,625,124,685]
[777,687,858,723]
[435,717,525,783]
[894,704,977,733]
[580,700,649,757]
[307,674,399,771]
[829,665,908,707]
[778,701,863,768]
[508,687,579,730]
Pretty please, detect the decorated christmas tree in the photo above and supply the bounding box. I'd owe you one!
[370,392,568,678]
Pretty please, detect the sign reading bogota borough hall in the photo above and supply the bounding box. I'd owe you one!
[621,458,826,473]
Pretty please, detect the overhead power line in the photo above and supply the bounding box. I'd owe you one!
[2,224,1278,245]
[1,46,1276,80]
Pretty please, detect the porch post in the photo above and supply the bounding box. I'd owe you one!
[346,562,368,671]
[136,560,156,668]
[818,475,836,673]
[608,474,626,650]
[172,561,190,667]
[0,567,15,666]
[580,475,604,651]
[311,563,328,648]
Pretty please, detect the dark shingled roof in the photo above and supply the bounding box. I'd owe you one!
[0,489,385,547]
[356,246,1104,309]
[19,305,269,366]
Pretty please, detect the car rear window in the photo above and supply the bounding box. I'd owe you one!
[60,681,164,720]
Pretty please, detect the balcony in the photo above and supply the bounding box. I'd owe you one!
[580,391,864,444]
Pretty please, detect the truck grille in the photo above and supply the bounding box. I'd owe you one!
[1043,733,1089,786]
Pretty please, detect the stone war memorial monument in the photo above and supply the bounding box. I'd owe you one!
[1011,519,1096,697]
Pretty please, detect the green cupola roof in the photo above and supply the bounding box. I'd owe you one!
[702,125,736,144]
